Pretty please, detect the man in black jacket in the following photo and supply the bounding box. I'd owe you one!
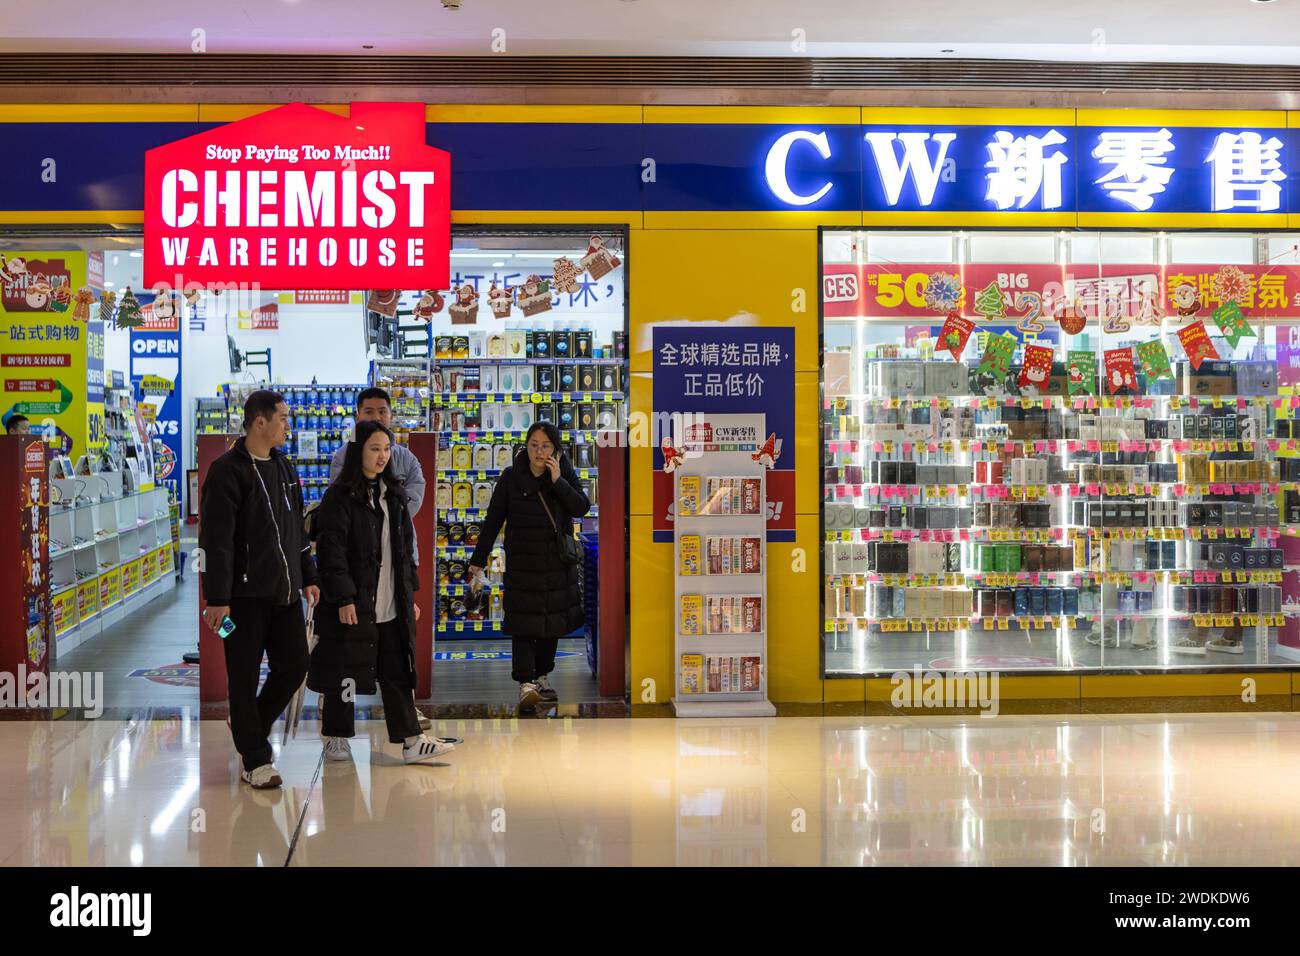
[200,390,319,789]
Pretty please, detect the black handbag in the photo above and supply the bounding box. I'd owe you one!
[537,487,584,567]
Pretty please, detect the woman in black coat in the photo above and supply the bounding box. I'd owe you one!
[309,420,452,764]
[469,420,591,709]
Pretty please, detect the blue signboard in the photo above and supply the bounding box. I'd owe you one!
[652,326,795,543]
[128,293,183,501]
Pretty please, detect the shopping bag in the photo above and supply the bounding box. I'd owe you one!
[285,605,319,739]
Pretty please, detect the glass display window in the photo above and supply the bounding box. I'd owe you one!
[821,229,1300,675]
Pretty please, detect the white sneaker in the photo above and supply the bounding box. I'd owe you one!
[1207,638,1245,655]
[403,735,454,764]
[240,764,283,789]
[518,682,541,708]
[323,736,352,761]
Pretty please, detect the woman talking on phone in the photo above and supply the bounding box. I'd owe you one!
[308,419,453,764]
[469,421,591,709]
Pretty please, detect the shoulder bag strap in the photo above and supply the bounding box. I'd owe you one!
[536,487,560,532]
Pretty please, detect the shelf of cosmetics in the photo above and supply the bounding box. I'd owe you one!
[435,471,598,513]
[430,397,624,434]
[856,357,1280,400]
[825,581,1285,624]
[824,457,1296,497]
[433,361,625,396]
[825,537,1290,578]
[826,401,1276,445]
[433,328,626,363]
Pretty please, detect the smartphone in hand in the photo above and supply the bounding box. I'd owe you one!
[216,616,237,639]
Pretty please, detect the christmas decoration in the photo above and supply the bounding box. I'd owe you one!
[1067,350,1096,395]
[1136,339,1173,380]
[937,311,975,362]
[1056,297,1087,335]
[1211,265,1250,305]
[487,281,514,319]
[448,283,479,324]
[114,287,143,329]
[70,286,96,323]
[366,289,399,318]
[1212,299,1255,349]
[976,331,1017,379]
[1018,343,1054,392]
[516,275,552,316]
[923,271,963,314]
[973,280,1006,320]
[50,283,71,313]
[1134,289,1167,326]
[1172,282,1200,317]
[750,433,781,469]
[1013,291,1045,334]
[98,290,117,325]
[413,289,442,321]
[1103,346,1138,395]
[552,257,583,295]
[661,436,685,474]
[580,236,621,280]
[1177,319,1219,370]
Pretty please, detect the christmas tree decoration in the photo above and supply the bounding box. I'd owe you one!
[937,311,975,362]
[973,280,1006,320]
[1103,346,1138,395]
[552,256,583,295]
[1211,265,1250,305]
[70,286,96,323]
[98,290,117,325]
[1212,299,1255,349]
[923,271,963,314]
[976,331,1017,378]
[1136,339,1173,380]
[1177,319,1220,370]
[1067,350,1096,395]
[114,287,143,329]
[1018,343,1054,392]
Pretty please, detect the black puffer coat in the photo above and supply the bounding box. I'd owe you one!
[307,478,419,696]
[468,451,591,639]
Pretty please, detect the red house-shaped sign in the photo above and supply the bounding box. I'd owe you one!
[144,102,450,291]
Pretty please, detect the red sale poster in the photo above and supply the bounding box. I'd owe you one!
[1103,347,1138,394]
[1018,343,1054,391]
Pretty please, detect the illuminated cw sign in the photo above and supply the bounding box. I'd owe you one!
[761,125,1292,214]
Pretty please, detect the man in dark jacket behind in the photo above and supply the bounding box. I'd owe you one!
[200,390,319,789]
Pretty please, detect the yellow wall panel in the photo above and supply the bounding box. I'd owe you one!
[629,514,674,705]
[824,677,866,703]
[793,371,821,518]
[1082,672,1292,698]
[764,513,823,702]
[628,229,820,373]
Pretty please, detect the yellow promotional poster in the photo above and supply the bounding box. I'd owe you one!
[99,567,122,608]
[160,546,174,573]
[142,551,158,584]
[122,558,141,596]
[52,588,76,635]
[76,578,99,622]
[0,250,102,459]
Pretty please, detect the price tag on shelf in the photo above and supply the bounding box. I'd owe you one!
[996,617,1009,630]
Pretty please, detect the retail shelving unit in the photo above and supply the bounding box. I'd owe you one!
[672,413,775,717]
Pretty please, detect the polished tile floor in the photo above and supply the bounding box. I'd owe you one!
[4,711,1300,866]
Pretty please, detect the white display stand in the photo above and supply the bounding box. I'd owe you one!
[671,412,776,718]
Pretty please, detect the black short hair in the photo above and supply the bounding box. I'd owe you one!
[526,420,563,453]
[356,387,391,411]
[242,390,285,428]
[5,414,29,433]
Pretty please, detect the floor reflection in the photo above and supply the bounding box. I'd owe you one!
[3,713,1299,866]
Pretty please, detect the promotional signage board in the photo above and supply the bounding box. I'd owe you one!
[129,294,182,501]
[652,327,795,543]
[144,102,451,290]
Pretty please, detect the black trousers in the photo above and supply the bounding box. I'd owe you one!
[321,619,421,744]
[511,636,559,684]
[223,597,309,772]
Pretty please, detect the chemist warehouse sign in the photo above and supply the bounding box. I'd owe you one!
[143,102,450,290]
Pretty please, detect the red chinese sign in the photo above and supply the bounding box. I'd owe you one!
[144,102,451,290]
